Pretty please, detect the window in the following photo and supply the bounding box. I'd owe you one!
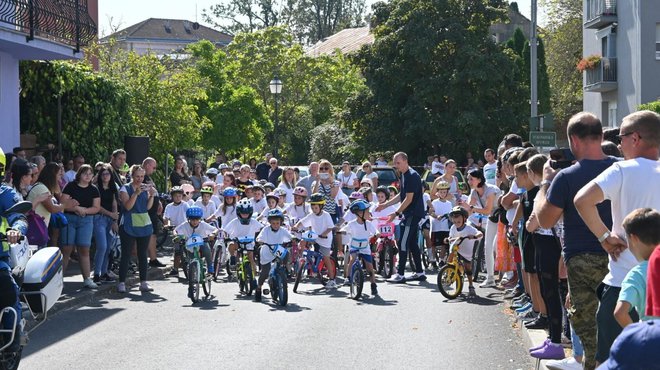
[656,23,660,60]
[609,101,618,128]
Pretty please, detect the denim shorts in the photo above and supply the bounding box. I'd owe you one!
[62,213,94,247]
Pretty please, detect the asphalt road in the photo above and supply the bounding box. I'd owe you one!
[21,271,532,370]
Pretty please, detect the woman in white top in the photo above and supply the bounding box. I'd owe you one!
[337,161,359,196]
[277,167,297,204]
[360,161,379,189]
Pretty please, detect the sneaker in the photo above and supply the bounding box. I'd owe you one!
[101,274,116,283]
[93,275,102,285]
[371,283,378,295]
[343,279,351,286]
[515,302,533,313]
[504,287,524,299]
[117,282,127,293]
[106,271,118,279]
[517,309,536,320]
[479,279,496,288]
[149,259,166,268]
[468,286,476,297]
[406,272,426,281]
[168,269,178,277]
[139,282,154,292]
[83,278,98,289]
[529,338,551,352]
[545,357,582,370]
[388,274,406,283]
[530,342,565,360]
[430,261,438,270]
[254,288,262,302]
[525,315,549,330]
[325,280,337,289]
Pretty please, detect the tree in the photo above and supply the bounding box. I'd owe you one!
[203,0,366,44]
[343,0,528,162]
[506,27,551,115]
[308,121,358,163]
[541,0,583,132]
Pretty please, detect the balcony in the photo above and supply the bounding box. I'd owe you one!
[584,57,617,92]
[0,0,96,52]
[585,0,617,29]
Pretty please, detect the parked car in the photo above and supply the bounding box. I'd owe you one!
[355,166,399,189]
[421,169,466,190]
[289,166,309,179]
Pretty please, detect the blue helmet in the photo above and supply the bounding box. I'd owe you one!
[223,187,237,197]
[267,209,284,221]
[349,199,370,214]
[186,206,204,219]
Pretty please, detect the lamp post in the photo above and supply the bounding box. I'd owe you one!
[269,76,283,158]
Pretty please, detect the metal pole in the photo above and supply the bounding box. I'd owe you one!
[274,96,279,158]
[57,94,62,158]
[530,0,538,118]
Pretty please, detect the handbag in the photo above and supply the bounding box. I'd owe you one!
[26,210,49,246]
[50,212,68,229]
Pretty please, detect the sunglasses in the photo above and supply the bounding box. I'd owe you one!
[616,131,641,140]
[320,167,330,171]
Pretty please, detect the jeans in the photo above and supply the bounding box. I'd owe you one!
[62,213,94,247]
[93,215,114,276]
[397,216,423,275]
[484,219,498,281]
[595,283,637,363]
[571,325,584,358]
[118,226,149,282]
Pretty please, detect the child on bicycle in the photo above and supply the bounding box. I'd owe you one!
[258,192,283,222]
[224,198,263,278]
[340,200,379,295]
[284,187,310,224]
[430,181,453,267]
[173,206,218,281]
[164,186,190,276]
[293,193,338,289]
[359,186,375,206]
[254,209,293,302]
[445,206,483,297]
[194,185,217,225]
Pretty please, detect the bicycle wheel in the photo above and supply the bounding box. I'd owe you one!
[182,258,189,280]
[471,239,485,282]
[188,262,200,303]
[350,262,364,300]
[381,246,393,278]
[437,264,463,300]
[277,268,288,306]
[212,246,223,282]
[1,346,22,370]
[293,262,305,293]
[246,266,254,296]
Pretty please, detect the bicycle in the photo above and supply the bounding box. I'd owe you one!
[344,238,374,300]
[437,235,479,300]
[234,236,256,296]
[374,217,397,278]
[175,234,212,303]
[211,232,230,282]
[292,230,336,293]
[262,243,289,306]
[469,214,489,283]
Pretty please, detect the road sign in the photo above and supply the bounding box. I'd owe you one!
[529,113,555,131]
[529,131,556,147]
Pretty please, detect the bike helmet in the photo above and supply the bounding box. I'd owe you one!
[205,168,219,176]
[375,185,390,199]
[358,186,372,196]
[252,184,265,193]
[200,186,214,195]
[349,199,370,214]
[0,146,5,175]
[266,192,280,203]
[223,187,238,197]
[274,188,287,198]
[170,186,184,195]
[449,206,469,219]
[236,198,253,224]
[437,181,450,190]
[293,186,308,198]
[349,191,364,201]
[308,193,326,205]
[263,183,275,192]
[186,206,204,219]
[266,209,285,222]
[388,185,399,196]
[219,163,229,170]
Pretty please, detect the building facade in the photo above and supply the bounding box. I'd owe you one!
[582,0,660,127]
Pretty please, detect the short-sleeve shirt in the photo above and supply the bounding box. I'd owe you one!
[546,158,616,263]
[619,261,658,322]
[62,182,100,208]
[337,171,358,188]
[431,199,453,232]
[593,158,660,287]
[164,202,189,228]
[299,211,335,248]
[400,168,425,218]
[27,183,52,226]
[213,204,237,229]
[97,184,117,213]
[194,199,217,219]
[341,220,377,254]
[483,162,497,185]
[449,224,480,260]
[251,198,267,215]
[169,171,190,188]
[175,220,217,239]
[257,227,293,265]
[469,184,501,211]
[647,246,660,317]
[223,217,262,239]
[284,203,310,222]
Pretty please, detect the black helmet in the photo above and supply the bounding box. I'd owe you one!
[309,193,326,205]
[375,185,390,199]
[449,206,469,219]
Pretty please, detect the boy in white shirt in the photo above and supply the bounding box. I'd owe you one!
[250,185,267,215]
[173,206,218,283]
[445,206,483,297]
[294,193,338,288]
[194,186,217,224]
[224,199,263,278]
[164,187,190,276]
[340,200,379,296]
[258,192,284,222]
[254,209,293,302]
[430,181,453,267]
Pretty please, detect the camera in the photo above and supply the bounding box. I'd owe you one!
[549,148,576,170]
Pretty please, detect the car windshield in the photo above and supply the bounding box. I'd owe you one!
[376,169,397,181]
[425,172,435,182]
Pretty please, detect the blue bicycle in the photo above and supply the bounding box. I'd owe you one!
[262,243,289,306]
[346,238,372,300]
[292,230,336,293]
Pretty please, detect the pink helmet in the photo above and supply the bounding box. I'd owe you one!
[349,191,365,200]
[293,186,308,198]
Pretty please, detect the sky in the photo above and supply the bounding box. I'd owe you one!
[98,0,542,37]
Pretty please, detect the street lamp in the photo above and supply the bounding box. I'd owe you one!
[269,76,283,158]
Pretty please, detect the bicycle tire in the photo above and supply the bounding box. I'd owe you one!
[182,258,189,280]
[471,239,485,282]
[203,273,212,298]
[246,266,254,296]
[350,262,364,300]
[437,264,463,300]
[293,262,304,293]
[377,247,385,275]
[189,262,200,303]
[212,246,223,282]
[1,345,22,370]
[277,268,288,306]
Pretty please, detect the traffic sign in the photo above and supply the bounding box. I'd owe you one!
[529,131,556,147]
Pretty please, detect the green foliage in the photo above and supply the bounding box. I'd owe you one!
[308,121,358,163]
[639,100,660,114]
[19,61,133,162]
[506,28,552,115]
[343,0,527,162]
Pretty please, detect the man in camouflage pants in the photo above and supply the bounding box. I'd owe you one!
[536,113,615,369]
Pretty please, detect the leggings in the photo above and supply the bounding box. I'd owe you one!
[119,227,150,282]
[258,262,271,286]
[533,233,562,343]
[397,216,422,275]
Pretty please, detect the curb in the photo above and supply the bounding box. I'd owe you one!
[47,266,169,318]
[515,318,550,370]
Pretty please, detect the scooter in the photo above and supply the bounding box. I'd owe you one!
[0,201,64,370]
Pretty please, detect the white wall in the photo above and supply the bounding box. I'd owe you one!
[0,51,20,153]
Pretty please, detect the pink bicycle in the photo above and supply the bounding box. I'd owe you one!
[374,217,398,278]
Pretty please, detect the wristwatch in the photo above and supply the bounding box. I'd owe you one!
[597,231,611,243]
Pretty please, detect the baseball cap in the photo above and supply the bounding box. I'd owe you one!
[597,320,660,370]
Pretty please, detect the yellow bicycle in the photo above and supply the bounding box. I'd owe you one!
[436,236,478,299]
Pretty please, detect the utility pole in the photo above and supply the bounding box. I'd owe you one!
[530,0,539,126]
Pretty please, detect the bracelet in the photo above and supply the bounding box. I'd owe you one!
[597,231,611,243]
[540,180,551,187]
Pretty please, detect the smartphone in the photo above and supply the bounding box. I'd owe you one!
[549,148,576,170]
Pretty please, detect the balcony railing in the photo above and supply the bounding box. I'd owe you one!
[585,57,617,92]
[585,0,617,29]
[0,0,97,52]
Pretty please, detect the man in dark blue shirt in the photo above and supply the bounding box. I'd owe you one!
[376,152,426,282]
[536,112,618,369]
